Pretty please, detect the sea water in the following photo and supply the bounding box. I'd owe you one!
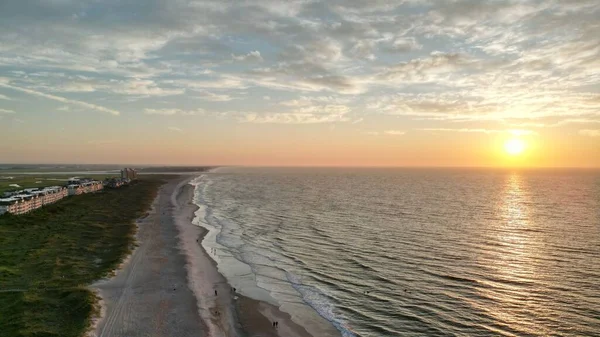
[192,167,600,336]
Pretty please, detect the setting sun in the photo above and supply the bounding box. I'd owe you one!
[504,138,526,156]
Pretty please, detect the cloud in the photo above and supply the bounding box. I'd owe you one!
[114,79,184,97]
[56,82,97,92]
[46,78,184,97]
[191,91,233,102]
[364,130,406,136]
[168,126,183,132]
[57,106,70,111]
[382,37,422,53]
[504,118,600,128]
[166,77,246,90]
[0,0,599,133]
[0,94,11,100]
[366,90,600,124]
[248,63,366,94]
[280,99,311,107]
[280,96,352,107]
[144,108,203,116]
[0,82,120,116]
[232,50,264,62]
[377,52,474,83]
[0,108,15,114]
[579,129,600,137]
[419,128,537,135]
[242,104,351,124]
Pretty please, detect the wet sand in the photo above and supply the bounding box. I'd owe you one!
[90,175,317,337]
[236,296,316,337]
[175,180,315,337]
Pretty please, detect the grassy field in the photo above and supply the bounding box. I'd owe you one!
[0,175,116,194]
[0,176,167,337]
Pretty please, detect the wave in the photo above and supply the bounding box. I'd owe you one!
[190,174,348,336]
[189,168,600,337]
[286,272,356,337]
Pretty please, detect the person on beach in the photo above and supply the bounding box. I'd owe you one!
[215,290,218,296]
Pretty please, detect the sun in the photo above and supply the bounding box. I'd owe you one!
[504,138,526,156]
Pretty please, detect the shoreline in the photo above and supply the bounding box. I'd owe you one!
[90,174,318,337]
[176,178,315,337]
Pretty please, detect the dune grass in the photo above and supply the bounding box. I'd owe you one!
[0,176,166,337]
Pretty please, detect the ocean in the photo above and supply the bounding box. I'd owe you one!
[191,167,600,336]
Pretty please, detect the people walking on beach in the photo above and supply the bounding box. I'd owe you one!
[215,289,218,296]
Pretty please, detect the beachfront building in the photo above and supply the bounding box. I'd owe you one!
[0,186,68,215]
[121,168,137,180]
[104,177,131,188]
[0,199,14,214]
[35,186,69,204]
[68,177,82,185]
[0,197,31,215]
[67,180,104,196]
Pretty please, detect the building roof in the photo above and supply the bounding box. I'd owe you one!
[0,197,22,205]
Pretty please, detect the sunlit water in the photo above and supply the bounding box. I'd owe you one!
[192,168,600,336]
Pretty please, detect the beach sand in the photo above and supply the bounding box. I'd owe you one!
[91,176,207,337]
[90,175,320,337]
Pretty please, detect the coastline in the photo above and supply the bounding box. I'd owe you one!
[176,178,315,337]
[90,174,318,337]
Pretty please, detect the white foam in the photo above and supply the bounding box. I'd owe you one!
[287,272,356,337]
[189,174,349,337]
[190,175,275,305]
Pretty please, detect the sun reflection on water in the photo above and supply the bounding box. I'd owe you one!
[501,173,530,248]
[472,172,550,336]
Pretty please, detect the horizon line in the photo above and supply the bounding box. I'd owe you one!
[0,163,599,170]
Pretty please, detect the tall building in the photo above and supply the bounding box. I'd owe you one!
[121,168,138,180]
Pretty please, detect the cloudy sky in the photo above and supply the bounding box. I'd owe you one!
[0,0,599,167]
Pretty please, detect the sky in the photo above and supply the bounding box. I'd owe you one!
[0,0,599,167]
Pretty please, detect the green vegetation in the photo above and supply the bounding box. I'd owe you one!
[0,176,166,337]
[0,175,116,194]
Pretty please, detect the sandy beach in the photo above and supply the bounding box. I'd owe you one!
[91,176,207,337]
[90,175,319,337]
